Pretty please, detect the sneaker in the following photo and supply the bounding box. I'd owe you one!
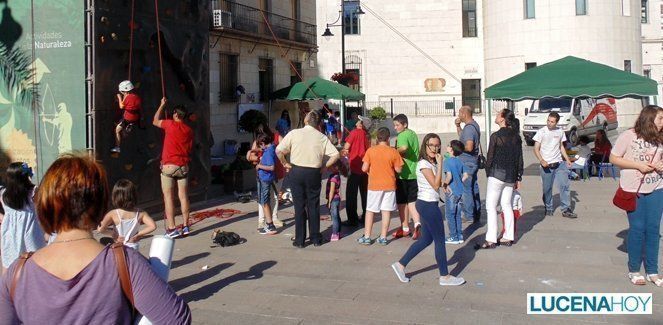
[257,220,266,230]
[376,237,388,245]
[544,210,554,217]
[412,224,421,240]
[182,226,190,236]
[394,228,410,239]
[357,235,373,245]
[562,210,578,219]
[391,262,410,283]
[445,237,460,245]
[110,147,120,153]
[330,233,340,242]
[259,224,277,235]
[457,236,465,244]
[439,275,466,286]
[272,218,284,227]
[165,228,182,239]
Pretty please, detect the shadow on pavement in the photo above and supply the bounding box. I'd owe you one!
[180,261,277,303]
[171,252,211,269]
[170,262,235,292]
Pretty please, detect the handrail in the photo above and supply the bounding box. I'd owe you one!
[211,0,317,46]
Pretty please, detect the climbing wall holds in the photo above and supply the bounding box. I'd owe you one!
[100,16,109,24]
[124,164,133,171]
[111,33,118,41]
[188,113,198,122]
[148,143,156,149]
[100,35,106,44]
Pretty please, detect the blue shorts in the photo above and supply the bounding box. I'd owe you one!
[257,180,273,205]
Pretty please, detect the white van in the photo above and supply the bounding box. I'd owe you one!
[522,97,618,146]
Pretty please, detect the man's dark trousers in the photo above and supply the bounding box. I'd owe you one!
[291,166,322,245]
[345,172,368,224]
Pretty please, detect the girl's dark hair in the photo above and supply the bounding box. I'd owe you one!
[501,109,519,132]
[332,160,349,177]
[595,129,611,148]
[418,133,441,162]
[255,122,274,140]
[281,109,291,128]
[634,105,663,146]
[2,162,35,210]
[112,179,137,210]
[256,133,273,146]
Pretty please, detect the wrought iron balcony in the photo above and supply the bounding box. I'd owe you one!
[211,0,317,48]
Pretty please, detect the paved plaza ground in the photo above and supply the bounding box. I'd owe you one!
[139,132,663,324]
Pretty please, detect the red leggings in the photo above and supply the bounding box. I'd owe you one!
[500,210,521,239]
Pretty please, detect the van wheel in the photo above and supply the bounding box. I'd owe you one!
[525,139,535,146]
[569,129,579,146]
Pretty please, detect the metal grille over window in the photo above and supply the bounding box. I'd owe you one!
[219,54,238,102]
[462,0,477,37]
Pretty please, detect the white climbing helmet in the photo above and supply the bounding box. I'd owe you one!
[118,80,134,92]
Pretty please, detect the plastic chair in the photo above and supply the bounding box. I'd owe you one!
[597,153,617,180]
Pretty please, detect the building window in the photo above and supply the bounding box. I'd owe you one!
[624,60,632,72]
[345,54,362,91]
[623,0,631,16]
[462,79,482,114]
[462,0,477,37]
[525,62,537,70]
[576,0,587,15]
[524,0,535,19]
[219,54,238,102]
[259,58,273,102]
[644,69,652,79]
[642,0,649,23]
[344,1,361,35]
[290,62,302,86]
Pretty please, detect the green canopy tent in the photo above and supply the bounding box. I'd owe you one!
[485,56,657,100]
[271,77,365,130]
[483,56,658,136]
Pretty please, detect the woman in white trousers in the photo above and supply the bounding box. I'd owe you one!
[476,109,524,249]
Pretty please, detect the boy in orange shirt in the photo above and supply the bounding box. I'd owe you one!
[358,127,404,245]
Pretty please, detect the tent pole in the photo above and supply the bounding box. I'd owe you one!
[486,100,492,147]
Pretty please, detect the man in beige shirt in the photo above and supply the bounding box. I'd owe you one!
[277,111,339,247]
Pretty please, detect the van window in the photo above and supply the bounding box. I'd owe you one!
[530,98,572,113]
[573,100,581,115]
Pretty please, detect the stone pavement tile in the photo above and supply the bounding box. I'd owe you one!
[501,312,610,324]
[191,308,303,325]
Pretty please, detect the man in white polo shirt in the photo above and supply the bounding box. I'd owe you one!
[533,112,577,219]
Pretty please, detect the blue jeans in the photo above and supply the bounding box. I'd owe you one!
[460,154,481,221]
[399,200,449,276]
[445,192,463,240]
[539,163,571,212]
[627,189,663,274]
[330,199,341,234]
[257,180,273,205]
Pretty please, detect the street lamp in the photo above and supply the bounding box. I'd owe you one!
[321,1,364,74]
[322,1,364,137]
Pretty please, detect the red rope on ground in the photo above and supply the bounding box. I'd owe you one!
[173,208,243,230]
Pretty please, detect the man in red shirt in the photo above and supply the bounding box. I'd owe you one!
[153,97,194,238]
[342,117,370,227]
[111,80,142,153]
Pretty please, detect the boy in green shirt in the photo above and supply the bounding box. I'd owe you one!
[393,114,422,240]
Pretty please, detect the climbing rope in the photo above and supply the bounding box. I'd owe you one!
[154,0,166,98]
[127,0,135,80]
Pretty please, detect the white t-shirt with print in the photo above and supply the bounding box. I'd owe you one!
[533,127,566,164]
[416,160,440,202]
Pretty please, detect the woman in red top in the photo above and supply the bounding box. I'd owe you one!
[590,129,612,165]
[153,98,194,239]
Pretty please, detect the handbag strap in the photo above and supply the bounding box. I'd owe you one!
[111,243,136,316]
[468,123,484,156]
[9,252,34,303]
[635,146,659,194]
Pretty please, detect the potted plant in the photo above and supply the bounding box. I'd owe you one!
[368,106,387,143]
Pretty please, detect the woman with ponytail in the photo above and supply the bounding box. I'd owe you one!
[475,109,524,249]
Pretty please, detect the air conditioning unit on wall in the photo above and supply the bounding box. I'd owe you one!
[213,10,233,28]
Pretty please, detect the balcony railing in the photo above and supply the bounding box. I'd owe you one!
[211,0,317,47]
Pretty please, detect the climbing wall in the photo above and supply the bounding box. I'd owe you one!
[93,0,211,207]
